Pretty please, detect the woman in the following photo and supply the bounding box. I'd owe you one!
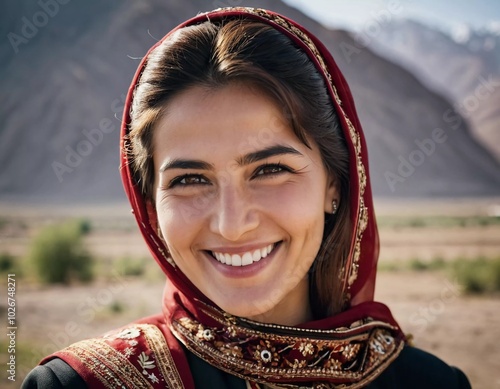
[23,7,471,388]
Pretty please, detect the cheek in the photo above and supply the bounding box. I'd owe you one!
[155,198,203,252]
[257,184,326,251]
[257,181,326,221]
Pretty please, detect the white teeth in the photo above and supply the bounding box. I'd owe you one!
[231,254,242,266]
[261,247,268,258]
[212,243,276,267]
[241,252,253,266]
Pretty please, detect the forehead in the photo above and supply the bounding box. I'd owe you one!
[153,83,301,154]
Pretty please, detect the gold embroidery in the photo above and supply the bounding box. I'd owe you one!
[58,339,153,389]
[171,308,404,388]
[141,324,186,389]
[57,324,185,389]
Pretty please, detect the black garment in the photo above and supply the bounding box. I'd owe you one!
[21,358,86,389]
[366,346,471,388]
[22,345,471,388]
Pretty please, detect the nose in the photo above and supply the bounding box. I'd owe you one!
[209,183,259,241]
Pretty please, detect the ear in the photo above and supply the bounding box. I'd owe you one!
[324,174,340,214]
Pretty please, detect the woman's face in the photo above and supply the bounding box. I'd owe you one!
[153,83,337,325]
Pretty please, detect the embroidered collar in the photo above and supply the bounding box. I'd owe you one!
[170,302,404,388]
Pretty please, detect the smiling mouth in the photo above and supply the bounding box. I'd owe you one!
[209,242,280,267]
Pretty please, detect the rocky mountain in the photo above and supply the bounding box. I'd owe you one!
[368,19,500,160]
[1,0,499,203]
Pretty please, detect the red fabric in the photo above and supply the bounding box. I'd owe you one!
[116,7,404,388]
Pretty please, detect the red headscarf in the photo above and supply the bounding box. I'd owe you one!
[46,7,406,388]
[123,6,381,312]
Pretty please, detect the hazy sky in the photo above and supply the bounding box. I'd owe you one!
[282,0,500,33]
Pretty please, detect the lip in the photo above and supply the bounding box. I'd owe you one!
[204,241,282,279]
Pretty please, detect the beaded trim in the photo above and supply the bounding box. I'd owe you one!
[171,307,403,388]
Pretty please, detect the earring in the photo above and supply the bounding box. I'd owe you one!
[332,200,338,215]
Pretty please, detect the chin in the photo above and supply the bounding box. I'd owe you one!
[215,294,281,322]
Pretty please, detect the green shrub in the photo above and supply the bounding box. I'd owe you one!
[428,256,446,270]
[116,256,147,277]
[75,218,92,235]
[28,220,94,284]
[408,218,426,228]
[0,216,7,230]
[453,257,500,294]
[409,258,429,271]
[0,252,15,272]
[377,261,401,272]
[109,300,125,313]
[377,215,500,229]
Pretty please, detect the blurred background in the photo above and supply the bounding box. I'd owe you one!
[1,1,499,388]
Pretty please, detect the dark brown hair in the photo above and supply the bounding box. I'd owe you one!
[127,19,351,317]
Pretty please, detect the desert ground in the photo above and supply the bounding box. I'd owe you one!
[1,199,499,388]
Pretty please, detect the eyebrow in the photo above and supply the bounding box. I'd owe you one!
[159,144,303,172]
[237,144,302,166]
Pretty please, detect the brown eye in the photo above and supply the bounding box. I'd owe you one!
[256,165,284,176]
[180,176,207,185]
[253,163,296,180]
[169,174,209,188]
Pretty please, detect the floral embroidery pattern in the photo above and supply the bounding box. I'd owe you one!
[116,328,141,339]
[57,324,185,388]
[138,351,157,375]
[148,373,160,384]
[103,326,164,385]
[122,346,135,358]
[109,327,166,386]
[299,342,314,356]
[171,305,404,387]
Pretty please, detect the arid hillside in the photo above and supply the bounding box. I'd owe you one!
[1,0,499,203]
